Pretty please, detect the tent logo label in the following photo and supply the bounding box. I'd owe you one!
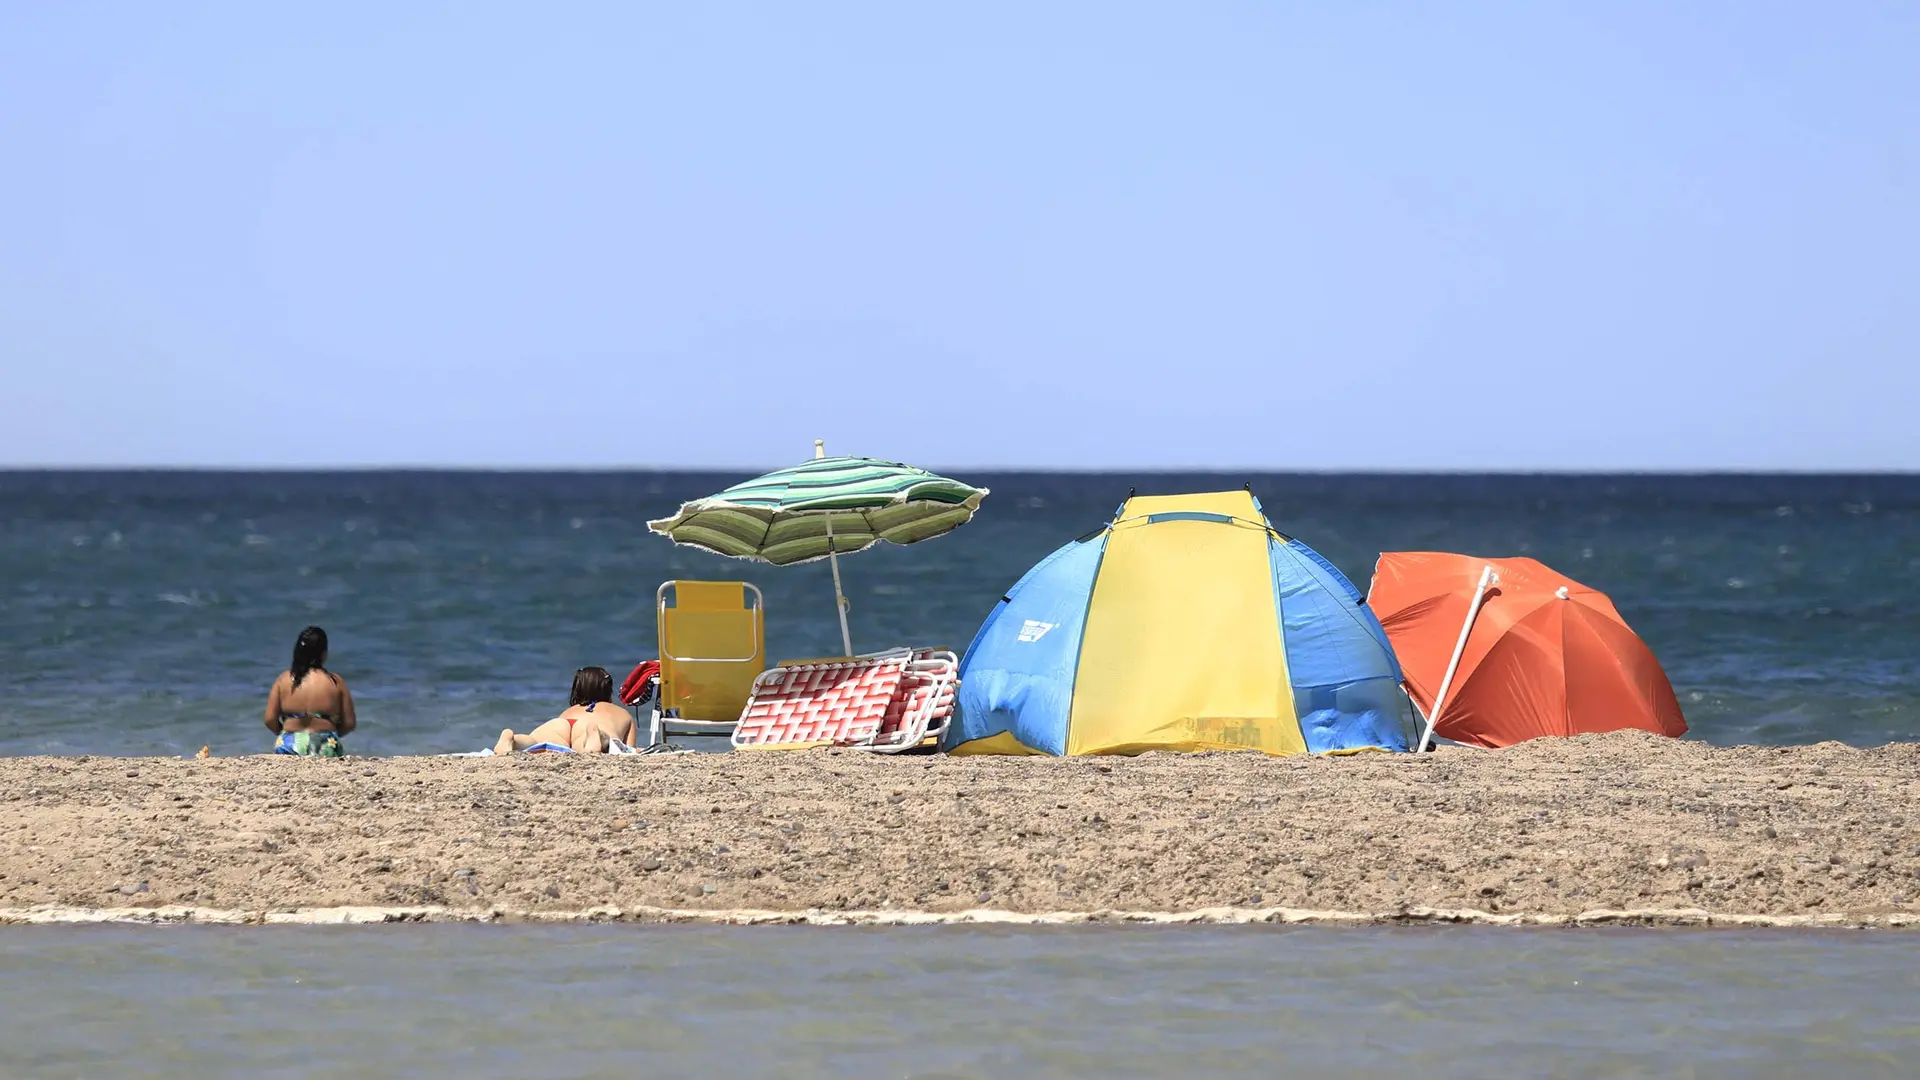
[1016,620,1055,642]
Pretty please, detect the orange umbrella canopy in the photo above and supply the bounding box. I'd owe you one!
[1367,552,1686,748]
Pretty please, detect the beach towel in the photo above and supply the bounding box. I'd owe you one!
[448,736,688,757]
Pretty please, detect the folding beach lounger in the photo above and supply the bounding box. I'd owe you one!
[650,580,766,747]
[730,648,958,752]
[730,653,912,749]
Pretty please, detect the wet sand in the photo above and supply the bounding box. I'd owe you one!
[4,732,1919,926]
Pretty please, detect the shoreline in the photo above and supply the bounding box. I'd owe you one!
[6,731,1918,928]
[4,902,1918,930]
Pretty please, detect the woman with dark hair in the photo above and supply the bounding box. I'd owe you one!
[493,666,636,754]
[264,626,357,756]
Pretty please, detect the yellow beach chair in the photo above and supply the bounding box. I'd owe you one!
[649,580,766,746]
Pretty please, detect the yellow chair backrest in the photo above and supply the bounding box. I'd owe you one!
[657,581,766,723]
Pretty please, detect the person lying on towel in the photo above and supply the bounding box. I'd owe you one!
[493,666,637,754]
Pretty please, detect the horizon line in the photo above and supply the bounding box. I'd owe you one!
[3,465,1918,477]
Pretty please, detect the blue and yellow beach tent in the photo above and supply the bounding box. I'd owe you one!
[945,491,1416,756]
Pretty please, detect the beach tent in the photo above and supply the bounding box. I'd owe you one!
[944,491,1417,756]
[1367,552,1687,749]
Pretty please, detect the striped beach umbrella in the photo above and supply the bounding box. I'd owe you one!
[648,442,989,655]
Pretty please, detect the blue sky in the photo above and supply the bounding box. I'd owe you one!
[1,2,1914,470]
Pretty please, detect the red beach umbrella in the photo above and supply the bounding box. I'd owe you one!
[1367,552,1687,749]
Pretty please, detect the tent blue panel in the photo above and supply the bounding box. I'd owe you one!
[1286,538,1399,668]
[1270,539,1415,753]
[948,535,1107,756]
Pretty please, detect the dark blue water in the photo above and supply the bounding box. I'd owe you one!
[3,471,1916,756]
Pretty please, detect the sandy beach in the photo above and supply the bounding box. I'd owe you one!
[3,732,1917,927]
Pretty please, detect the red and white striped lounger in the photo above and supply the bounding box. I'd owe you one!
[866,649,959,753]
[731,654,911,750]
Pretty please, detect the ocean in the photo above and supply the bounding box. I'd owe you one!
[3,471,1916,757]
[3,924,1918,1078]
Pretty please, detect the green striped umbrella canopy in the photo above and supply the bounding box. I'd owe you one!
[648,451,988,656]
[648,455,988,566]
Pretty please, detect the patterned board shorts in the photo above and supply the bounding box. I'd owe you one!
[275,730,343,757]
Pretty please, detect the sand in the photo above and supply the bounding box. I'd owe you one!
[4,732,1919,927]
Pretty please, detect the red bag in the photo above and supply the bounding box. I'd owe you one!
[619,660,661,706]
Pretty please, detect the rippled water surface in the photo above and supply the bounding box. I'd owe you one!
[3,471,1917,755]
[1,925,1917,1078]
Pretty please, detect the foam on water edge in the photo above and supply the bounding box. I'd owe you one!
[3,903,1915,929]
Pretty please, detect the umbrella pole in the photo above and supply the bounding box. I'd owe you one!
[824,514,854,657]
[1414,564,1496,753]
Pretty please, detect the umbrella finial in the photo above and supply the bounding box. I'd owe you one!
[814,439,826,459]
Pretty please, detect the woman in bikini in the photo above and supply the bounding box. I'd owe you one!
[493,666,636,754]
[264,626,357,756]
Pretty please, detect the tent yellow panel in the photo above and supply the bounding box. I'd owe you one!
[1066,502,1303,756]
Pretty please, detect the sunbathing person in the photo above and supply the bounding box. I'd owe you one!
[264,626,357,756]
[493,666,636,754]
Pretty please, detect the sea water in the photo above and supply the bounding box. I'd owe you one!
[2,924,1918,1078]
[3,471,1917,756]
